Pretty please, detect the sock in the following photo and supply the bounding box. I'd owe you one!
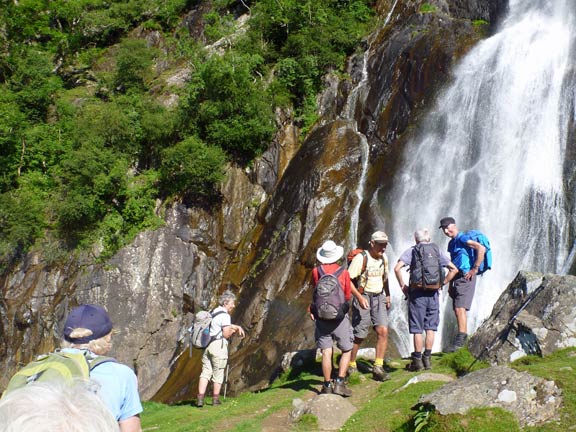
[323,381,332,388]
[374,358,384,367]
[412,352,422,359]
[349,361,357,368]
[335,377,344,383]
[424,349,432,357]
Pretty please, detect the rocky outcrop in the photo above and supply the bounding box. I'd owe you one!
[419,366,562,427]
[469,271,576,364]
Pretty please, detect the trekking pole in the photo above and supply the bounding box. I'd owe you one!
[466,283,546,373]
[223,363,230,400]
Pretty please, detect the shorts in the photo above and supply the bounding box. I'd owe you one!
[408,289,439,334]
[351,291,389,339]
[199,339,228,384]
[449,274,477,310]
[315,317,354,352]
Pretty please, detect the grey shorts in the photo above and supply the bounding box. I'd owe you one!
[315,317,354,352]
[449,274,477,310]
[408,289,440,334]
[351,291,389,339]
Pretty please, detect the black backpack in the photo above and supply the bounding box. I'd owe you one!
[409,243,443,289]
[312,265,349,320]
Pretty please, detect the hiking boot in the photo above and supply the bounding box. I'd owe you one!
[372,365,390,382]
[196,396,204,408]
[212,397,222,406]
[320,384,333,394]
[332,380,352,397]
[405,355,424,372]
[422,354,432,370]
[447,332,468,352]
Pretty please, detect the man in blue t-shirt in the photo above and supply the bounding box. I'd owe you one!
[439,217,486,351]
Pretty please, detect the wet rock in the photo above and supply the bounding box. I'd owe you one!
[419,366,562,427]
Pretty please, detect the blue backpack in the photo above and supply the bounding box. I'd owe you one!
[464,230,492,275]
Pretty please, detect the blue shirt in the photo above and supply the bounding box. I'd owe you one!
[63,348,143,421]
[448,232,474,273]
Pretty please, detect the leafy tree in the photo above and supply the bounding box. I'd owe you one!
[114,38,157,93]
[181,53,275,161]
[160,136,226,199]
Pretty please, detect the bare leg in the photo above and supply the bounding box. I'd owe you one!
[375,326,388,359]
[321,348,333,382]
[454,307,467,333]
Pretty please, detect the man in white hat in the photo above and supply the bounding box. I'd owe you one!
[347,231,392,381]
[309,240,362,396]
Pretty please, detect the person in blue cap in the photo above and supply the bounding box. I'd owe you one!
[62,304,143,432]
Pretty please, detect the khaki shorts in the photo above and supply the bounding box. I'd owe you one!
[315,317,354,352]
[352,291,389,339]
[199,339,228,384]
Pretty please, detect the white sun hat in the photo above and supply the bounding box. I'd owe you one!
[316,240,344,264]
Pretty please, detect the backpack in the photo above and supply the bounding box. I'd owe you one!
[346,249,368,291]
[189,310,226,349]
[464,230,492,275]
[4,351,114,395]
[312,265,348,321]
[409,242,443,289]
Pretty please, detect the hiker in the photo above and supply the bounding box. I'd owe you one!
[197,290,245,407]
[309,240,357,397]
[61,304,143,432]
[0,380,120,432]
[347,231,392,381]
[394,228,458,371]
[439,217,487,351]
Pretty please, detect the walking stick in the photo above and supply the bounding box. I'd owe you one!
[223,363,230,400]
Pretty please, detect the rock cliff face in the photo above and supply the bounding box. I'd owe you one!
[0,0,509,402]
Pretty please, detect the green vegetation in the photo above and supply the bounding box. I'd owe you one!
[141,348,576,431]
[0,0,377,271]
[419,3,438,13]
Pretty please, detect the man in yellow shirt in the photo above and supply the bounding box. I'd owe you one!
[347,231,391,381]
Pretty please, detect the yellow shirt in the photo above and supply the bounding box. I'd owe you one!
[348,251,388,294]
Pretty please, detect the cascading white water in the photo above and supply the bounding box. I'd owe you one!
[384,0,576,354]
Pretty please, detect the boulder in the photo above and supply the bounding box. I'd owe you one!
[290,394,357,431]
[419,366,562,427]
[469,271,576,364]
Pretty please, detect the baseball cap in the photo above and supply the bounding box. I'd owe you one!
[371,231,389,243]
[439,217,456,228]
[63,304,113,344]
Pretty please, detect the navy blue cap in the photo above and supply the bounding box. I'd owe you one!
[63,304,113,343]
[439,217,456,228]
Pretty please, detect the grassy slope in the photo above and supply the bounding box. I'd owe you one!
[141,348,575,431]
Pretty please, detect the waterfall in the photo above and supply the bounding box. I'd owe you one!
[383,0,576,354]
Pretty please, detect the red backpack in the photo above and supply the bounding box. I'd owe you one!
[347,249,368,291]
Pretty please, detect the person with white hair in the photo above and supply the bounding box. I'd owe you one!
[394,228,458,370]
[0,379,120,432]
[197,290,245,407]
[61,304,143,432]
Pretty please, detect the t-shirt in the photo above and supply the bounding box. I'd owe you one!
[210,305,231,340]
[62,348,143,422]
[398,243,451,267]
[448,232,474,273]
[311,263,352,301]
[348,251,389,294]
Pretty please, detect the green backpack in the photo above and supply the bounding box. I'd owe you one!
[4,351,114,395]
